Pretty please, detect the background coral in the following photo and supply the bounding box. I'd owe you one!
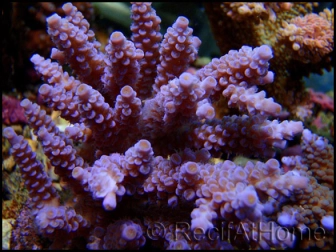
[204,2,334,116]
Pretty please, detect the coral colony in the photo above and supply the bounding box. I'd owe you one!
[3,2,334,250]
[204,2,334,116]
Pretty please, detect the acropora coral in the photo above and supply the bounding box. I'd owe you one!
[2,2,334,250]
[1,2,94,92]
[204,2,334,116]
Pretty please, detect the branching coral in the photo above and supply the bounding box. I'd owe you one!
[3,2,334,250]
[204,2,334,115]
[280,129,334,249]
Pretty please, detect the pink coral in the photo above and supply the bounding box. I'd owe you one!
[2,95,28,125]
[308,88,334,112]
[279,9,334,63]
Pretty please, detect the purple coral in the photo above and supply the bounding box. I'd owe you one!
[3,2,331,250]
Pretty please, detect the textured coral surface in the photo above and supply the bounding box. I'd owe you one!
[204,2,334,115]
